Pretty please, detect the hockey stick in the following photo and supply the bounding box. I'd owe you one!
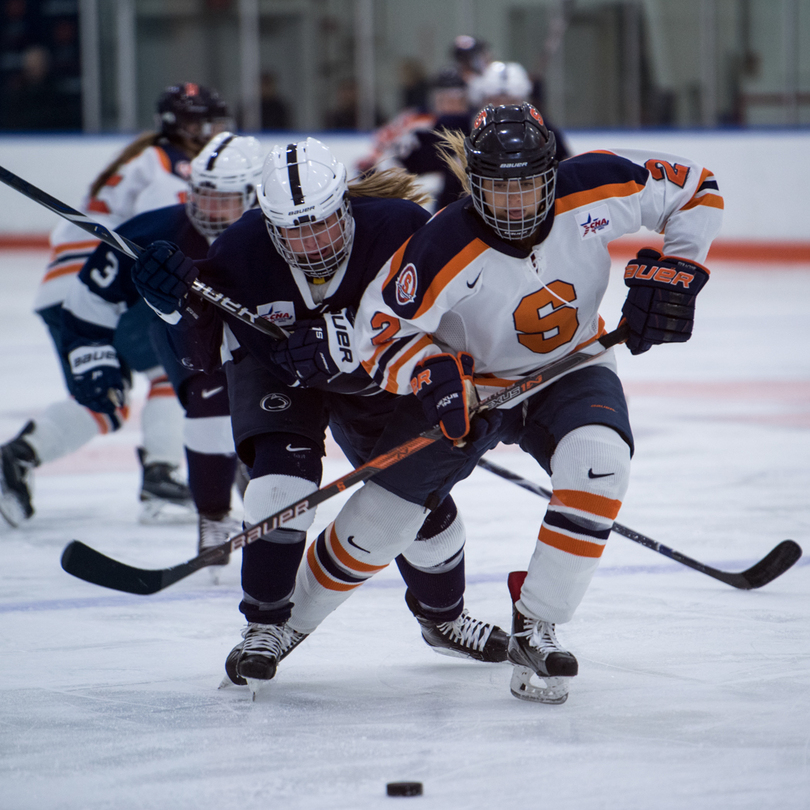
[61,325,630,594]
[0,164,287,339]
[476,457,803,590]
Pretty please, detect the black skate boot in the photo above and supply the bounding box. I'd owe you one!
[0,421,38,527]
[405,589,509,663]
[137,447,193,523]
[221,622,308,696]
[506,571,578,704]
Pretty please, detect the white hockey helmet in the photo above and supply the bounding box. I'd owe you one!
[468,61,533,107]
[188,132,264,239]
[258,137,354,279]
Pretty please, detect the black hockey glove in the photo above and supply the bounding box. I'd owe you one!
[66,343,126,425]
[411,351,477,442]
[621,247,710,355]
[269,309,359,388]
[131,240,198,322]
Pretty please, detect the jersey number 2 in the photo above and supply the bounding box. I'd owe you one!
[513,282,579,354]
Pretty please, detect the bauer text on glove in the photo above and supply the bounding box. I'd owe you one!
[67,343,126,423]
[410,352,477,441]
[268,309,359,388]
[621,247,710,355]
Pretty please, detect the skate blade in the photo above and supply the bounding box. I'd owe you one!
[246,677,272,701]
[0,493,27,528]
[509,665,569,704]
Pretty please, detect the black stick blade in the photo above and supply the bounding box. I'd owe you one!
[735,539,802,590]
[62,541,169,595]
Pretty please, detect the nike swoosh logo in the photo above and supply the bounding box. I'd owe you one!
[201,386,224,399]
[346,535,370,553]
[588,469,614,479]
[466,271,482,289]
[286,444,310,453]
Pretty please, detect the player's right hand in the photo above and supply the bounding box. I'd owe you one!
[66,343,126,425]
[410,351,477,441]
[131,240,198,321]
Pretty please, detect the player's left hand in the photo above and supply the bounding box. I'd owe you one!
[131,240,198,323]
[66,343,127,425]
[269,309,359,388]
[621,247,710,355]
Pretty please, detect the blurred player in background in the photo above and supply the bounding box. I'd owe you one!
[281,103,722,705]
[0,83,233,528]
[357,56,569,212]
[130,138,510,692]
[55,133,263,571]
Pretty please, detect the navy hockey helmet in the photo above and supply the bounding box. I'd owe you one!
[156,83,233,149]
[464,103,558,240]
[451,35,490,76]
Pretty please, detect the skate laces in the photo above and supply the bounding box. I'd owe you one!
[517,619,565,655]
[437,609,493,651]
[241,623,303,658]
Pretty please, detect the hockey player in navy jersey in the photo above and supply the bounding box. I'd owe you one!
[277,104,723,704]
[59,132,264,567]
[131,138,509,693]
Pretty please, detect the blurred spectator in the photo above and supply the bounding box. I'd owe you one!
[260,71,290,130]
[399,57,429,111]
[451,35,491,83]
[0,0,81,131]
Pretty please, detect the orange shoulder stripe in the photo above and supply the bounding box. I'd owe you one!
[412,239,488,320]
[154,146,172,172]
[555,180,645,215]
[50,239,100,259]
[42,262,84,283]
[86,198,111,214]
[380,237,412,291]
[538,526,606,558]
[680,193,724,212]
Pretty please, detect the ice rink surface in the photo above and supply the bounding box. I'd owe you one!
[1,249,809,810]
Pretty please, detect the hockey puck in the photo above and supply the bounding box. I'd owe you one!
[386,781,423,797]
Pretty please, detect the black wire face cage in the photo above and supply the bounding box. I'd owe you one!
[187,183,254,240]
[469,167,557,240]
[265,195,355,279]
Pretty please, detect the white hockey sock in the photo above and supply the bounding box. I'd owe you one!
[401,509,466,572]
[243,473,319,531]
[289,482,427,633]
[22,399,102,464]
[140,370,184,466]
[517,425,631,624]
[183,414,235,456]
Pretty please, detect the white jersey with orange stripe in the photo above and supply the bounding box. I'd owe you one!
[33,143,191,312]
[356,147,724,404]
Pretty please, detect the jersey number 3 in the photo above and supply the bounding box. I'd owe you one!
[513,281,579,354]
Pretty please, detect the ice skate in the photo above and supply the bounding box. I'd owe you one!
[405,589,508,663]
[219,622,308,699]
[198,511,240,583]
[0,422,37,528]
[137,447,195,524]
[506,571,577,704]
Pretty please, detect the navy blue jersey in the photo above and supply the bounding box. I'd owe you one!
[183,195,431,393]
[61,204,209,347]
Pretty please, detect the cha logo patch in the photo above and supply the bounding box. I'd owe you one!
[576,204,612,239]
[257,301,295,326]
[395,263,418,306]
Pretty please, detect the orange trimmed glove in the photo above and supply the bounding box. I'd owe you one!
[411,352,476,441]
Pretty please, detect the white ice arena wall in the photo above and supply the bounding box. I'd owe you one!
[1,130,808,261]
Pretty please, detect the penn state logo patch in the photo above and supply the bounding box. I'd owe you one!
[395,263,418,306]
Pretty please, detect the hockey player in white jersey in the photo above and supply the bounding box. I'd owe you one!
[0,84,233,527]
[283,103,723,703]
